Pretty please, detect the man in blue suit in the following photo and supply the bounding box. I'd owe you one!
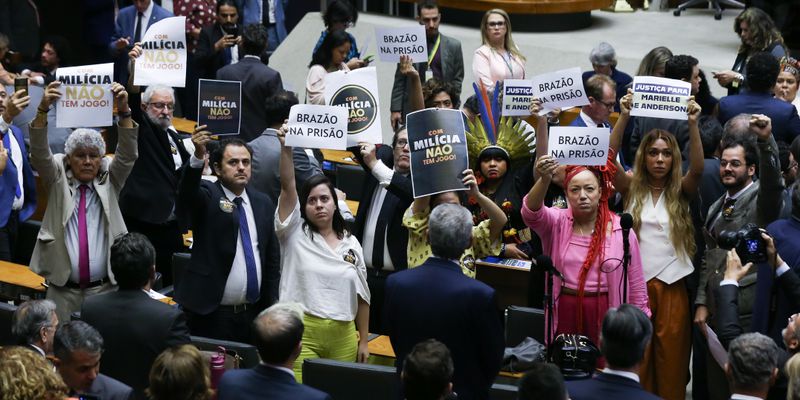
[384,203,505,400]
[567,304,660,400]
[718,52,800,145]
[0,87,36,262]
[570,74,616,129]
[109,0,173,85]
[217,303,331,400]
[236,0,288,54]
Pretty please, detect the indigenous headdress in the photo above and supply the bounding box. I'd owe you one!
[780,57,800,78]
[465,81,535,169]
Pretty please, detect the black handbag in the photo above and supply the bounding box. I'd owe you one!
[548,333,600,379]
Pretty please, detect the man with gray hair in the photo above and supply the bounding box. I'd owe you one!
[726,332,779,399]
[384,203,504,400]
[11,299,58,356]
[217,303,331,400]
[121,44,191,285]
[53,321,134,399]
[581,41,632,111]
[28,81,138,325]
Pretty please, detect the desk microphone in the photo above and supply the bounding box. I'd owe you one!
[535,254,563,280]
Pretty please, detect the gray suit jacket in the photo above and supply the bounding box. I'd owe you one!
[248,128,322,204]
[28,123,139,287]
[697,135,783,330]
[390,33,463,117]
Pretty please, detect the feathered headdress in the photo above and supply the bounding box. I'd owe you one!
[465,81,535,168]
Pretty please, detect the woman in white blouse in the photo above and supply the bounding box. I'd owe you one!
[275,123,370,382]
[306,29,352,105]
[472,9,526,92]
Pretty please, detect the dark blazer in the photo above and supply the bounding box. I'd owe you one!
[582,68,633,112]
[81,289,191,399]
[109,4,173,84]
[769,217,800,270]
[0,125,36,227]
[217,364,331,400]
[119,107,189,224]
[174,166,280,314]
[717,91,800,144]
[351,145,413,271]
[82,373,135,400]
[216,57,284,142]
[390,33,464,118]
[567,372,661,400]
[384,257,505,400]
[195,23,230,79]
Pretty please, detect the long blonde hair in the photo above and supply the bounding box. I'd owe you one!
[625,129,696,260]
[480,9,527,63]
[787,353,800,400]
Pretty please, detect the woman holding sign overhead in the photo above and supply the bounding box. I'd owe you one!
[608,92,703,400]
[275,123,371,382]
[472,9,526,92]
[306,29,351,105]
[521,150,651,349]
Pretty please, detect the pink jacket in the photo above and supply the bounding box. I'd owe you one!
[521,194,651,342]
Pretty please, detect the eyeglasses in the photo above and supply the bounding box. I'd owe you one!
[487,21,506,28]
[720,160,744,168]
[598,99,615,110]
[332,19,354,28]
[148,102,175,111]
[395,139,409,148]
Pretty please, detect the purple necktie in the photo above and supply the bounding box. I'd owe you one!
[78,185,90,289]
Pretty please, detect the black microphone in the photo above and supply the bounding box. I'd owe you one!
[620,213,633,252]
[535,254,563,280]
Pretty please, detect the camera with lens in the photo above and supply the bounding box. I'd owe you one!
[718,223,767,264]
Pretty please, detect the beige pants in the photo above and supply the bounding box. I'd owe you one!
[46,282,114,325]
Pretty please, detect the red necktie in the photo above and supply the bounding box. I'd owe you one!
[78,185,90,289]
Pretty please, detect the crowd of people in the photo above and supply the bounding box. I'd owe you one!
[2,0,800,399]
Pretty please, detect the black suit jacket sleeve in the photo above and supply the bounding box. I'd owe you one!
[477,292,505,383]
[195,26,222,78]
[166,311,192,347]
[714,283,743,349]
[263,223,281,305]
[777,268,800,311]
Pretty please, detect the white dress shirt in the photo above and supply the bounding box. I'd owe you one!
[579,110,606,128]
[361,160,396,271]
[65,180,109,283]
[220,186,262,305]
[0,115,24,209]
[602,368,640,383]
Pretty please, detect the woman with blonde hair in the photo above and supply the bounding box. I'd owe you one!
[147,344,214,400]
[472,8,526,92]
[0,346,68,400]
[787,353,800,400]
[636,46,673,78]
[609,92,704,400]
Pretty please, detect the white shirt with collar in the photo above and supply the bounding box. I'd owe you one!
[261,362,294,377]
[602,367,640,383]
[721,261,790,287]
[730,394,764,400]
[65,179,109,283]
[220,182,262,305]
[579,110,607,128]
[135,0,155,38]
[0,115,24,209]
[361,160,397,271]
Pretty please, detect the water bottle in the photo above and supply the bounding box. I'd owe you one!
[210,346,226,390]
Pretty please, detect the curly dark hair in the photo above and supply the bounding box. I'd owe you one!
[745,52,780,93]
[422,78,459,108]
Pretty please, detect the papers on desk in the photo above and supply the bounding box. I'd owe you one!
[480,257,532,270]
[146,289,167,300]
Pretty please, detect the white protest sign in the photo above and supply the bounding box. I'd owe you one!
[286,104,349,150]
[501,79,534,116]
[630,76,691,120]
[547,127,609,166]
[134,16,187,87]
[324,66,382,146]
[532,67,589,115]
[375,25,427,63]
[56,63,114,128]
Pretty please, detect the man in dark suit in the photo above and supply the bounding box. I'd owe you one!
[195,0,241,80]
[109,0,173,84]
[389,0,464,129]
[769,182,800,269]
[351,128,413,334]
[175,133,280,343]
[403,339,455,400]
[216,24,283,142]
[726,333,779,400]
[53,321,134,400]
[718,52,800,145]
[581,41,632,112]
[384,203,504,400]
[567,304,660,400]
[11,299,58,357]
[0,86,36,262]
[120,48,191,284]
[81,232,191,399]
[570,74,616,129]
[217,303,331,400]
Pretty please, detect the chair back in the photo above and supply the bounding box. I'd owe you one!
[490,383,519,400]
[190,335,260,369]
[172,252,191,292]
[505,306,545,346]
[334,164,365,202]
[0,302,18,345]
[303,358,398,400]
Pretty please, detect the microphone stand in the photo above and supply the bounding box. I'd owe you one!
[622,231,630,303]
[544,270,555,348]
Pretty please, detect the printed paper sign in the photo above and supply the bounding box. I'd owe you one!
[197,79,241,136]
[324,66,382,146]
[56,63,114,128]
[375,25,427,63]
[406,108,469,198]
[286,104,348,150]
[547,127,609,166]
[630,76,691,120]
[134,16,187,87]
[531,67,589,115]
[501,79,534,117]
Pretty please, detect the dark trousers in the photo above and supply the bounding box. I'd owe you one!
[367,270,394,335]
[124,217,184,286]
[0,211,19,262]
[186,305,259,344]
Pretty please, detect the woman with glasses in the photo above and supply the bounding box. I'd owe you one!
[608,93,703,399]
[472,9,526,92]
[522,150,651,349]
[306,30,352,105]
[312,0,365,70]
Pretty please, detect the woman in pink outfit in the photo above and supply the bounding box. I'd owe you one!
[472,9,526,92]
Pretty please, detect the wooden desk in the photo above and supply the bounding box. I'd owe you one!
[476,260,530,310]
[345,200,359,216]
[173,117,196,135]
[0,261,46,302]
[321,149,358,166]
